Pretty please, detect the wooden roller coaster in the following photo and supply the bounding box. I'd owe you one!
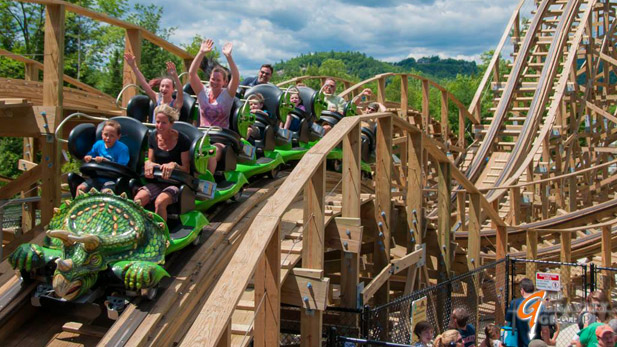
[1,0,617,345]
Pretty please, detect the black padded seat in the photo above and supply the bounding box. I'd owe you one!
[183,83,195,96]
[253,110,277,127]
[126,95,153,123]
[172,121,205,175]
[321,110,343,122]
[296,86,318,117]
[203,127,243,154]
[126,92,193,123]
[245,84,282,119]
[176,91,196,123]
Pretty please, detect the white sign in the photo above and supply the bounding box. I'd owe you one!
[536,272,561,292]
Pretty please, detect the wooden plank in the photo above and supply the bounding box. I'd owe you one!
[325,217,362,253]
[392,247,425,274]
[601,225,612,291]
[0,164,42,200]
[40,3,64,227]
[405,131,423,294]
[280,272,329,311]
[438,161,452,274]
[373,115,392,340]
[421,80,429,130]
[400,75,409,118]
[341,124,361,308]
[254,225,280,347]
[122,29,142,108]
[301,159,326,347]
[526,229,538,281]
[62,322,107,338]
[468,193,481,270]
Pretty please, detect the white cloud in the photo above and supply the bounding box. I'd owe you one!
[128,0,519,74]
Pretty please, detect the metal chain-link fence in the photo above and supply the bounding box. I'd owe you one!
[361,259,508,345]
[281,304,363,346]
[509,258,589,346]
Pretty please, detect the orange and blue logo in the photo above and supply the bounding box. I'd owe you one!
[517,290,546,339]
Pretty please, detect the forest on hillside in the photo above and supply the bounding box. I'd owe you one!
[0,0,507,181]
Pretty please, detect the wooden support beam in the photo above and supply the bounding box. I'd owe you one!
[421,80,430,131]
[377,77,386,105]
[400,75,409,119]
[301,159,326,347]
[21,138,37,231]
[24,63,39,82]
[362,247,425,304]
[373,115,392,340]
[374,116,392,304]
[526,229,537,281]
[510,187,522,225]
[281,269,329,311]
[494,200,507,325]
[0,164,42,200]
[325,217,363,254]
[40,3,64,227]
[341,123,361,308]
[437,161,452,275]
[468,193,481,271]
[440,90,449,137]
[122,29,142,108]
[601,225,612,292]
[405,131,423,294]
[216,321,230,347]
[254,225,280,347]
[561,230,572,303]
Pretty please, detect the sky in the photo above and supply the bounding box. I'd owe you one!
[128,0,524,76]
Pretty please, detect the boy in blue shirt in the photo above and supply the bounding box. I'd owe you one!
[77,120,130,195]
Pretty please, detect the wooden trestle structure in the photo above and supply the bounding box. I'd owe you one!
[1,0,617,345]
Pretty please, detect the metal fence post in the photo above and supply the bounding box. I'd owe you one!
[362,305,371,339]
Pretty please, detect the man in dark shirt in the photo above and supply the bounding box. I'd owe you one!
[506,278,539,347]
[450,307,476,347]
[240,64,273,87]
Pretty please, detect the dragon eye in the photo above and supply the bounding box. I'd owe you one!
[88,254,102,266]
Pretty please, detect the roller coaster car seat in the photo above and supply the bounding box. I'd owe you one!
[245,84,283,120]
[361,126,377,163]
[126,95,155,123]
[297,86,318,117]
[204,127,244,172]
[172,121,206,175]
[67,116,149,198]
[319,110,344,127]
[232,109,277,153]
[183,83,195,96]
[175,91,197,123]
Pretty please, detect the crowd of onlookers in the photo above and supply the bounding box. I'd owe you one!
[409,278,617,347]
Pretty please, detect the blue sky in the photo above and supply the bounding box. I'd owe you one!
[128,0,522,75]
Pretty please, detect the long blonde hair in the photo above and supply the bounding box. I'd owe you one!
[434,329,461,347]
[153,103,179,122]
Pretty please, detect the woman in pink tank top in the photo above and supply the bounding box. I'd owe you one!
[189,38,240,174]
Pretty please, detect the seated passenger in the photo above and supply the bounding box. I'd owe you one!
[321,78,370,133]
[77,120,130,195]
[133,104,191,222]
[240,64,273,88]
[283,91,305,131]
[189,38,240,174]
[247,93,267,141]
[124,53,184,114]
